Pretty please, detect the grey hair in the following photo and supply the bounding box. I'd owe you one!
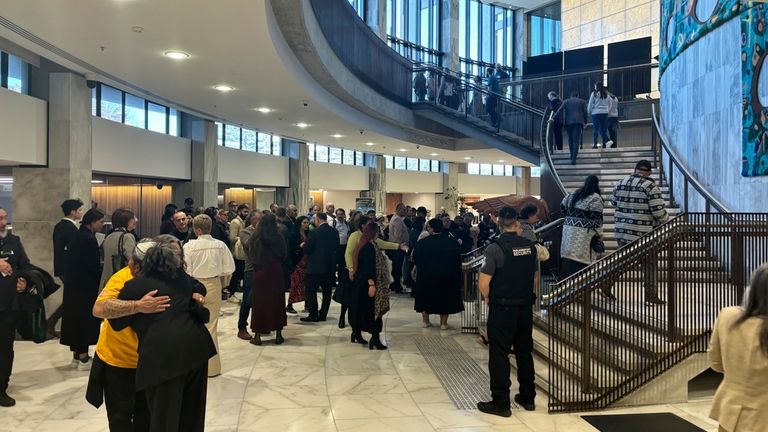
[287,204,297,211]
[142,242,184,280]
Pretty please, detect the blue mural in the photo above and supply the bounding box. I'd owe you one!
[742,2,768,177]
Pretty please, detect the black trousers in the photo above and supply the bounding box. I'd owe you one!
[0,311,16,393]
[562,258,588,279]
[566,124,583,164]
[388,250,406,293]
[101,358,150,432]
[305,273,333,320]
[487,303,536,408]
[228,259,244,293]
[551,123,563,151]
[144,364,208,432]
[336,245,350,289]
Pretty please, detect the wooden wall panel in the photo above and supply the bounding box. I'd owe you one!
[223,189,256,210]
[91,184,172,238]
[386,193,403,214]
[309,191,323,212]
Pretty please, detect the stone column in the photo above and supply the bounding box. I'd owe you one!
[514,10,527,79]
[276,140,310,210]
[435,162,459,217]
[365,0,388,41]
[173,116,218,209]
[12,72,92,273]
[441,0,460,71]
[362,154,387,214]
[517,166,531,196]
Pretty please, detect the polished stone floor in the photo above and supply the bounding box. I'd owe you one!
[4,294,719,431]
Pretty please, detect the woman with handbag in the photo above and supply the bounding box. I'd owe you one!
[560,175,604,280]
[99,208,137,292]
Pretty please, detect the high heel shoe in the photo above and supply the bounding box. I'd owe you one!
[368,334,388,350]
[350,332,367,345]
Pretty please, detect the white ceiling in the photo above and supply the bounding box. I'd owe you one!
[0,0,530,166]
[480,0,556,11]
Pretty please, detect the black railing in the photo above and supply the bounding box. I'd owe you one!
[547,213,768,412]
[651,105,730,214]
[388,35,444,66]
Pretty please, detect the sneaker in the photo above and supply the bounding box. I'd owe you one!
[77,357,92,372]
[514,394,535,411]
[422,322,432,328]
[605,140,614,148]
[0,391,15,407]
[440,324,449,331]
[477,401,511,417]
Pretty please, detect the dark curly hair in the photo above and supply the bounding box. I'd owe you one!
[141,242,184,280]
[248,213,287,267]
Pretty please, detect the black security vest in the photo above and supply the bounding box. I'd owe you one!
[489,232,537,305]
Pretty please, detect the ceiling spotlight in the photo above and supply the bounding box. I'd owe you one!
[213,84,234,92]
[429,153,439,156]
[331,134,344,139]
[464,157,472,160]
[365,142,375,146]
[132,26,144,33]
[255,107,272,113]
[295,122,310,129]
[398,148,408,152]
[498,159,505,163]
[164,50,189,60]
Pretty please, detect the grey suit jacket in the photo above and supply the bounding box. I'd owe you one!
[553,97,589,126]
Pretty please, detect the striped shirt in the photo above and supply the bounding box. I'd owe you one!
[611,174,668,243]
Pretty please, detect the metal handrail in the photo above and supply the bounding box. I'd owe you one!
[542,107,567,196]
[651,105,730,214]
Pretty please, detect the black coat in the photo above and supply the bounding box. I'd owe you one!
[110,274,214,391]
[413,233,464,315]
[348,242,376,333]
[52,219,78,279]
[60,225,102,349]
[304,223,339,275]
[0,233,31,311]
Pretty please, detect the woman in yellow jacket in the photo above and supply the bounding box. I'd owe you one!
[708,263,768,432]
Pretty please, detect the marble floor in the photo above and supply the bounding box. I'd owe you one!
[4,294,720,432]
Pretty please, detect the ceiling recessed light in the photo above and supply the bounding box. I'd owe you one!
[164,50,189,60]
[132,26,144,33]
[331,134,344,139]
[429,153,439,156]
[464,157,472,160]
[213,84,235,92]
[398,148,408,152]
[255,107,272,113]
[498,159,505,163]
[295,122,310,129]
[365,142,375,146]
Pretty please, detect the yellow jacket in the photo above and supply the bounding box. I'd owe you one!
[345,230,399,273]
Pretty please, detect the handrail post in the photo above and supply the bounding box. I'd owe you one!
[731,228,745,304]
[668,158,675,206]
[683,180,689,213]
[666,241,678,341]
[580,281,592,393]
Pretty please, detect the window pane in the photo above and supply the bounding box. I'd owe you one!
[492,164,504,176]
[92,87,97,116]
[308,143,316,160]
[355,151,364,166]
[124,94,146,128]
[394,156,406,170]
[406,157,418,171]
[224,125,241,148]
[431,160,440,172]
[530,166,541,177]
[147,102,167,133]
[480,163,492,175]
[100,85,123,122]
[7,55,27,93]
[468,162,480,175]
[342,149,355,165]
[257,133,271,154]
[242,129,257,151]
[384,154,393,169]
[419,159,430,171]
[329,147,342,164]
[169,108,179,136]
[216,122,223,146]
[272,136,282,155]
[504,164,514,176]
[316,145,329,162]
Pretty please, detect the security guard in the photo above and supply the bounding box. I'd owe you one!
[476,207,537,417]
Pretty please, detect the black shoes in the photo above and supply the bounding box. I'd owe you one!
[286,305,297,314]
[476,401,511,417]
[338,317,346,329]
[368,334,387,350]
[514,394,535,411]
[300,316,320,323]
[350,332,368,345]
[275,330,285,345]
[0,391,15,407]
[249,334,262,346]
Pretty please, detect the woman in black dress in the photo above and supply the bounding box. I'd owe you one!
[248,213,288,345]
[110,238,215,432]
[60,208,104,369]
[349,222,387,350]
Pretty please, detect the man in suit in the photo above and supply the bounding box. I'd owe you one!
[550,90,589,165]
[50,198,83,336]
[301,212,339,323]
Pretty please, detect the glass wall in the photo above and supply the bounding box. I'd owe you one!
[1,52,29,94]
[528,2,561,57]
[307,143,365,166]
[458,0,516,77]
[383,154,440,172]
[216,122,282,156]
[91,83,180,136]
[466,162,517,176]
[387,0,442,65]
[348,0,365,18]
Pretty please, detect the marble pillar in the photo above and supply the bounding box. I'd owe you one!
[435,162,459,217]
[361,154,387,214]
[441,0,460,71]
[276,140,310,210]
[12,72,92,273]
[365,0,388,42]
[173,117,218,209]
[519,166,531,196]
[514,10,526,79]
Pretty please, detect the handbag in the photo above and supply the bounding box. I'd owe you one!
[590,233,605,254]
[111,231,128,272]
